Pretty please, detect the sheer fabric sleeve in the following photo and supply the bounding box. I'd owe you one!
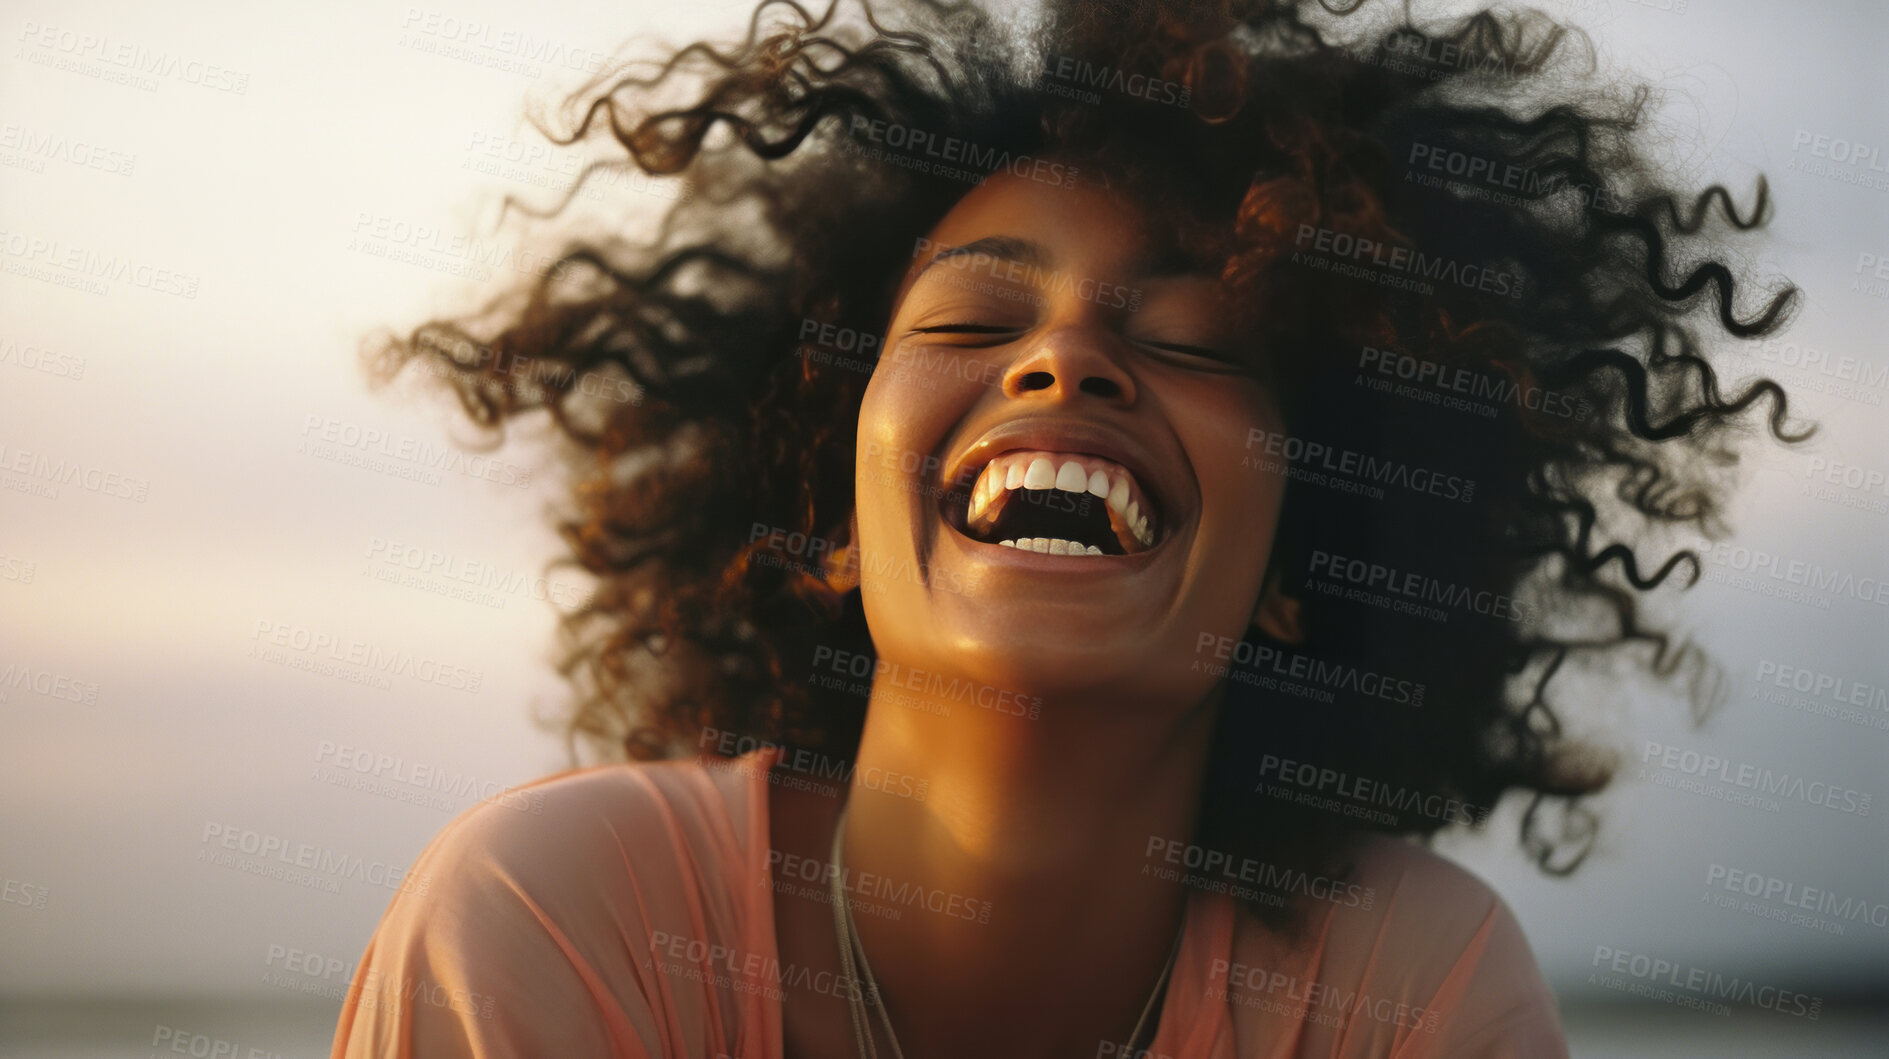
[1389,889,1568,1059]
[328,783,662,1059]
[1205,834,1571,1059]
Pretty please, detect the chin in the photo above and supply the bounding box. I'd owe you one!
[896,623,1188,703]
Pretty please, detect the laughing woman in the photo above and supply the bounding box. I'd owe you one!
[330,1,1805,1056]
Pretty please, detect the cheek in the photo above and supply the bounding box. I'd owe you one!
[857,345,998,462]
[1183,382,1281,489]
[875,341,1007,404]
[1187,390,1287,558]
[850,353,975,528]
[855,357,931,458]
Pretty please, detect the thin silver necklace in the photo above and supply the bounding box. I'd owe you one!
[827,804,1182,1059]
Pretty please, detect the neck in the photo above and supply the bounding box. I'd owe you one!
[838,667,1221,1058]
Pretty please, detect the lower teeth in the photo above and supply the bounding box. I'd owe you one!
[998,538,1105,556]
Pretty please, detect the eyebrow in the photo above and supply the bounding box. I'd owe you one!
[911,236,1053,285]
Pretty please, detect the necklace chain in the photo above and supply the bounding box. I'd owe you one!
[827,804,1182,1059]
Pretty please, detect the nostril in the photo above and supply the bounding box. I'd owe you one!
[1080,377,1121,398]
[1017,370,1055,392]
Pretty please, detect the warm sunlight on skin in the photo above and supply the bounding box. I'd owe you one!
[763,166,1302,1059]
[296,2,1858,1055]
[853,166,1292,714]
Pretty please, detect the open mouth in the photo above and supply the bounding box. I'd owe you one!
[938,450,1164,557]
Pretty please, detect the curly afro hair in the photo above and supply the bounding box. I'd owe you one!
[364,0,1810,931]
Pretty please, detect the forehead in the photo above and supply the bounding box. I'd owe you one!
[897,170,1158,298]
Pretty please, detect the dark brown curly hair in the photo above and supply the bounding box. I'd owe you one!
[363,0,1810,931]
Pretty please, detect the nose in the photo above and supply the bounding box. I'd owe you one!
[1000,326,1137,405]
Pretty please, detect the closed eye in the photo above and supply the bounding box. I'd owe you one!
[1133,339,1250,373]
[906,326,1253,375]
[909,324,1024,335]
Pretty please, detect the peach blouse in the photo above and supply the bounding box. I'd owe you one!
[330,747,1568,1058]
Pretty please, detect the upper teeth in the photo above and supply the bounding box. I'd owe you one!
[965,450,1156,551]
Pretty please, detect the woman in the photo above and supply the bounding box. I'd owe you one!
[330,0,1806,1055]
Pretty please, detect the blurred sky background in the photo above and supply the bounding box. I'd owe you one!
[1,0,1884,1055]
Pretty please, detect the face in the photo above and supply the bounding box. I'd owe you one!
[850,167,1289,714]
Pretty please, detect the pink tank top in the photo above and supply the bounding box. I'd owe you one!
[329,747,1567,1057]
